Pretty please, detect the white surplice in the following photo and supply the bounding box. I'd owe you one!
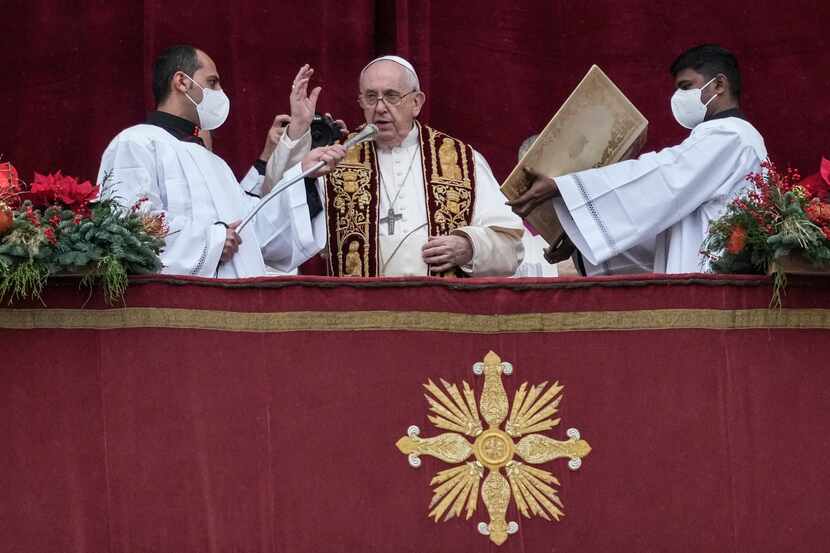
[253,131,314,276]
[97,124,325,278]
[239,166,264,196]
[552,116,767,274]
[373,124,524,276]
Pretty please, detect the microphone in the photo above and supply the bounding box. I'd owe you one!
[343,123,378,149]
[237,124,379,232]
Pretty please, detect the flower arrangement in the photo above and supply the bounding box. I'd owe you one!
[702,157,830,305]
[0,162,166,303]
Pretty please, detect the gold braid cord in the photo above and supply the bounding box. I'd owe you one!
[395,351,591,546]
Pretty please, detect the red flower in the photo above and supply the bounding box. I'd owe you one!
[806,201,830,225]
[27,171,99,213]
[801,174,830,201]
[25,205,41,227]
[799,157,830,201]
[726,225,747,255]
[49,213,61,227]
[43,226,57,245]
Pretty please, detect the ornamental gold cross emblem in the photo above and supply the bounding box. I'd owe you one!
[395,351,591,546]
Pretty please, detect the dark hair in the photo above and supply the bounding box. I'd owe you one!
[670,44,741,99]
[152,45,202,106]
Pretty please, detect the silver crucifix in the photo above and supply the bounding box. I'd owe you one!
[380,207,404,235]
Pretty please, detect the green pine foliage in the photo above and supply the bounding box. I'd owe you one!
[702,161,830,307]
[0,198,164,304]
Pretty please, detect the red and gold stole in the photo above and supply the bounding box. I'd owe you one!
[324,122,477,277]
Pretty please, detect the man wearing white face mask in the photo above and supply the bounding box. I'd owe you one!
[509,44,767,274]
[98,45,345,277]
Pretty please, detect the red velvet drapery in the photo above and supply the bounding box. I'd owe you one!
[2,274,830,552]
[1,1,827,185]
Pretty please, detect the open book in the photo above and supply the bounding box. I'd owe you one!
[501,65,648,249]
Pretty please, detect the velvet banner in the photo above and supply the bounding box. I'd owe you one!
[2,274,830,552]
[1,1,827,186]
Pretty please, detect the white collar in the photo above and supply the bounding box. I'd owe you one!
[378,123,420,152]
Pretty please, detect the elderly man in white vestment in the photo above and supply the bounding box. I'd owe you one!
[98,45,345,278]
[310,55,523,277]
[509,44,767,276]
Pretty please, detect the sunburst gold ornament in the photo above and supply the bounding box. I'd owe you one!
[395,351,591,545]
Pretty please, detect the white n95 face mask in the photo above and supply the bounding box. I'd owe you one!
[183,74,230,131]
[670,76,719,129]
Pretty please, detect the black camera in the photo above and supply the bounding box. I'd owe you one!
[310,113,345,148]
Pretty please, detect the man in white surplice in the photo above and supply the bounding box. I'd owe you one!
[98,46,345,277]
[303,56,523,277]
[509,44,767,275]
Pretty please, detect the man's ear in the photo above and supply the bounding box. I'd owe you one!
[714,73,729,95]
[411,91,426,117]
[172,71,190,94]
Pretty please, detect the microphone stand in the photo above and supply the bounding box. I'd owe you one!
[237,124,378,233]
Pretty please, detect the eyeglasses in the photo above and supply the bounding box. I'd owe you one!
[359,90,416,107]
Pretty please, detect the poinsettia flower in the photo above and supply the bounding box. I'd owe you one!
[27,171,99,213]
[799,157,830,201]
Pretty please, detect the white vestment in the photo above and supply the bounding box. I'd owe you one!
[552,116,767,274]
[371,125,524,276]
[97,124,325,278]
[251,131,314,276]
[239,166,264,196]
[513,232,558,277]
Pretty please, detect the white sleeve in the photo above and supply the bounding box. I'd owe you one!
[452,150,524,276]
[239,166,265,196]
[552,126,751,266]
[250,162,326,272]
[263,129,311,193]
[98,136,224,276]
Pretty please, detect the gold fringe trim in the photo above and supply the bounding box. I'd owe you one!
[0,307,828,333]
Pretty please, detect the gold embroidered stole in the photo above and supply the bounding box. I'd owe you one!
[324,122,477,277]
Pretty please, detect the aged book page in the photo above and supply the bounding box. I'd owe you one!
[501,65,648,246]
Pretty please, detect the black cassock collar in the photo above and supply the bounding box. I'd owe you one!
[146,111,204,146]
[706,107,747,122]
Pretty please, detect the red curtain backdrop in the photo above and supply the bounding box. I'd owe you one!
[2,274,830,553]
[1,1,827,185]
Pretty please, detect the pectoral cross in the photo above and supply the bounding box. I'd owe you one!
[380,207,403,235]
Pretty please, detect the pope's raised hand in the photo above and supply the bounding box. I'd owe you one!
[288,64,321,140]
[302,144,348,178]
[506,169,560,219]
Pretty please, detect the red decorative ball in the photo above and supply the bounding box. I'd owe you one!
[0,202,13,234]
[0,162,20,196]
